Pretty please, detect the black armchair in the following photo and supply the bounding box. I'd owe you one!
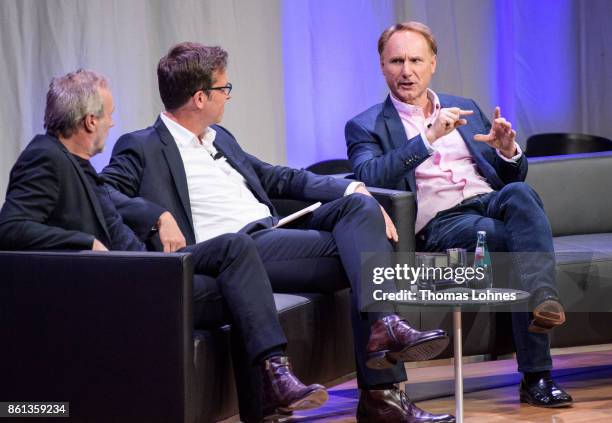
[525,133,612,157]
[0,251,196,423]
[305,159,352,175]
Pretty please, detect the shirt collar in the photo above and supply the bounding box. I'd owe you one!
[390,88,441,120]
[159,112,216,149]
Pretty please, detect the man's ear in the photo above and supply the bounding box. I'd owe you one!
[83,114,96,133]
[193,91,211,109]
[431,54,437,74]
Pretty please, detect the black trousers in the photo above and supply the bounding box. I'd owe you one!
[250,194,407,389]
[185,195,408,421]
[181,233,286,423]
[182,233,286,360]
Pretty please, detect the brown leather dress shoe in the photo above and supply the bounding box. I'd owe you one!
[261,356,328,420]
[357,387,455,422]
[366,315,449,369]
[528,291,566,333]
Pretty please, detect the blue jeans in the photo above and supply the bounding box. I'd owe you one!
[418,182,556,372]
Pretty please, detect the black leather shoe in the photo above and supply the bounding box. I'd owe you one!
[357,387,455,422]
[366,315,449,369]
[528,290,566,333]
[519,375,573,408]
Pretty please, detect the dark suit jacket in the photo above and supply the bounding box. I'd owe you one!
[345,94,527,194]
[102,118,352,247]
[0,134,160,251]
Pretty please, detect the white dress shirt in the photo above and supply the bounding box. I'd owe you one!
[160,113,272,242]
[160,113,363,243]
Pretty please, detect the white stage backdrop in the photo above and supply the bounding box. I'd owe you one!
[0,0,286,202]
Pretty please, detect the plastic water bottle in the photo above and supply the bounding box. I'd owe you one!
[473,231,493,289]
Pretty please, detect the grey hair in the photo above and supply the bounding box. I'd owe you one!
[44,69,109,138]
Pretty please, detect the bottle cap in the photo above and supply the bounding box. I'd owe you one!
[477,230,486,236]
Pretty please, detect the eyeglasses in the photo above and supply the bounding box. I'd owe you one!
[192,82,233,97]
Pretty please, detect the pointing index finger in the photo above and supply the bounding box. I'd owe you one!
[459,109,474,116]
[494,106,501,119]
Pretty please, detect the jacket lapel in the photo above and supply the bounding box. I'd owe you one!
[383,96,409,151]
[456,123,478,156]
[211,137,244,179]
[383,96,416,191]
[154,118,194,231]
[212,133,275,210]
[59,144,111,243]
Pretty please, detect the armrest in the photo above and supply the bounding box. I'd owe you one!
[0,251,195,422]
[271,184,416,252]
[367,186,416,253]
[337,173,417,252]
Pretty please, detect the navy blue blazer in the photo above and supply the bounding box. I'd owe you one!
[345,94,527,194]
[0,134,158,251]
[102,117,352,247]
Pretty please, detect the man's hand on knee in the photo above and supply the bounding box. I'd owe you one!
[157,211,187,252]
[354,185,399,242]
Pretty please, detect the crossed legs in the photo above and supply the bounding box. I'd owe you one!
[250,194,408,388]
[419,182,557,372]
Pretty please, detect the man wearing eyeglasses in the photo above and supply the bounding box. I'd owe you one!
[103,41,454,422]
[0,68,330,423]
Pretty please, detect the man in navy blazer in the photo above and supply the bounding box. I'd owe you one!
[345,21,573,410]
[0,69,333,423]
[102,42,456,423]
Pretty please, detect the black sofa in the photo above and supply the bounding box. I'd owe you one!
[2,153,611,422]
[0,251,354,423]
[0,187,415,423]
[524,152,612,347]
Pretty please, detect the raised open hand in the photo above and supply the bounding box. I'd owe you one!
[474,106,517,158]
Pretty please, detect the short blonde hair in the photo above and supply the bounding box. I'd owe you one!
[378,21,438,57]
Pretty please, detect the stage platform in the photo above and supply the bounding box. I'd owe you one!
[224,344,612,422]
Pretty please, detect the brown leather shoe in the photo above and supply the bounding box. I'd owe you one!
[366,315,449,369]
[357,387,455,422]
[261,356,328,420]
[528,291,566,333]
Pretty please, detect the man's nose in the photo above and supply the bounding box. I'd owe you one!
[402,62,413,77]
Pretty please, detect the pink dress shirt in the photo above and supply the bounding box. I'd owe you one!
[390,91,493,233]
